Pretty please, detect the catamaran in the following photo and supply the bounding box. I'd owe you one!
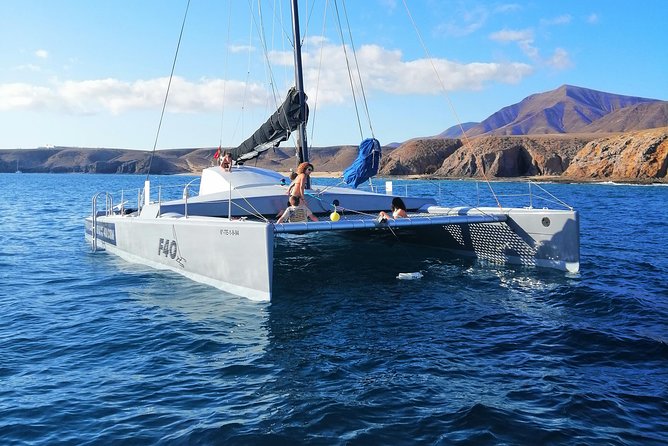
[85,1,580,301]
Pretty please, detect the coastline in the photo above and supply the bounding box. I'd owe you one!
[300,172,668,185]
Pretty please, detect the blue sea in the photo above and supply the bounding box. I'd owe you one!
[1,173,667,445]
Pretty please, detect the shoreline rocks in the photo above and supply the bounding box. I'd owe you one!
[1,127,666,182]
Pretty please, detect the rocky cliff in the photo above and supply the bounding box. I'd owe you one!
[2,129,666,182]
[379,127,668,182]
[563,127,668,180]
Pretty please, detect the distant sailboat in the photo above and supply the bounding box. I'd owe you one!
[15,160,21,174]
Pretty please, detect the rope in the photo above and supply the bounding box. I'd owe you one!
[304,190,378,218]
[308,1,330,143]
[332,0,363,140]
[146,0,191,181]
[218,0,233,148]
[340,0,375,138]
[227,178,271,222]
[248,0,302,155]
[400,0,502,209]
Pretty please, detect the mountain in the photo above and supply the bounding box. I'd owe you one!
[580,101,668,133]
[442,85,667,137]
[2,85,666,181]
[438,122,478,138]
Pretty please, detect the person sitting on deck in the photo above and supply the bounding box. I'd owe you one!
[220,151,233,172]
[378,197,408,221]
[277,195,319,223]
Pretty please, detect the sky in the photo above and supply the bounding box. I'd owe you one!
[1,0,667,151]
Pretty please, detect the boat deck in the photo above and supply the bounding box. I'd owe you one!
[272,211,508,234]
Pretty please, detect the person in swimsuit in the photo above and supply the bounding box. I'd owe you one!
[378,197,408,221]
[288,162,314,206]
[221,152,233,172]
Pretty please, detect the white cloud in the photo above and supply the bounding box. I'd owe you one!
[35,49,49,59]
[14,64,42,72]
[490,29,533,43]
[587,13,599,24]
[378,0,397,12]
[437,6,489,37]
[545,48,573,70]
[495,4,521,13]
[229,44,255,53]
[490,28,538,59]
[0,83,54,110]
[489,28,571,71]
[540,15,572,26]
[0,77,271,114]
[273,40,533,100]
[0,41,534,114]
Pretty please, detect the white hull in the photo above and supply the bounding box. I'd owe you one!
[85,190,579,301]
[86,212,274,301]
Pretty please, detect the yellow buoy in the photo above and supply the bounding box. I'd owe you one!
[330,211,340,222]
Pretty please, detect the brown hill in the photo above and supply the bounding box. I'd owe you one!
[380,139,461,175]
[380,135,593,178]
[444,85,666,137]
[581,102,668,133]
[0,145,368,174]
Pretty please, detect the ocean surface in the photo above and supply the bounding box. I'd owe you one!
[1,173,667,445]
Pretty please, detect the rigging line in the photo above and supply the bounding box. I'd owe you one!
[271,0,287,86]
[250,1,298,128]
[239,2,255,139]
[529,181,573,210]
[400,0,502,209]
[304,191,377,218]
[146,0,191,181]
[219,0,233,147]
[341,0,374,138]
[255,0,280,106]
[266,0,293,48]
[308,0,330,143]
[255,1,302,151]
[302,0,318,46]
[333,0,364,140]
[313,178,348,195]
[228,185,270,222]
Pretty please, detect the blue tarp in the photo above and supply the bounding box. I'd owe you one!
[342,138,381,188]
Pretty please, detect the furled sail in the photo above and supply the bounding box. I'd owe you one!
[231,87,308,163]
[342,138,382,188]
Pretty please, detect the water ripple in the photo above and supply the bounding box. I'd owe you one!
[1,174,667,445]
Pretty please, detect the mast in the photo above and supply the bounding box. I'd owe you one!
[290,0,309,167]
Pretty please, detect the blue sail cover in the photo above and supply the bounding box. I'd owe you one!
[342,138,382,188]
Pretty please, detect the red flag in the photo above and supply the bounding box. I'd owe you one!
[213,146,221,159]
